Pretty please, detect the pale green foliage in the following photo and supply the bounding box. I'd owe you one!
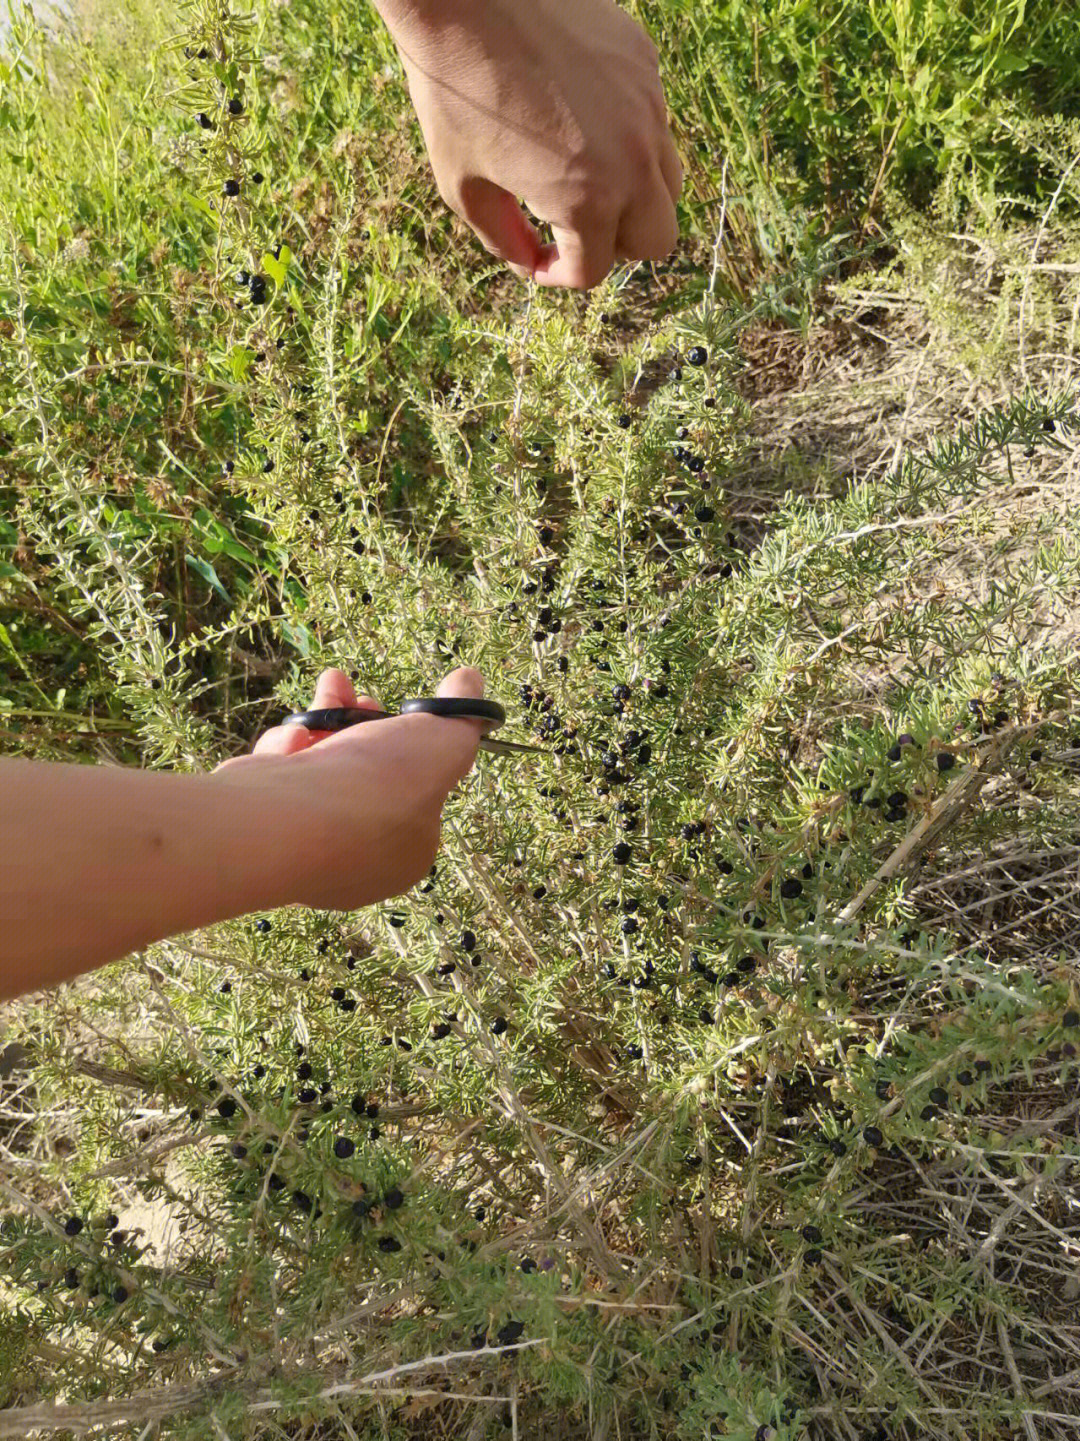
[2,0,1080,1437]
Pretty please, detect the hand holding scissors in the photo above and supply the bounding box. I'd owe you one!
[212,665,540,913]
[281,695,545,757]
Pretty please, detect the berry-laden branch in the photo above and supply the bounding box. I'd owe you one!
[0,1345,543,1438]
[836,714,1054,923]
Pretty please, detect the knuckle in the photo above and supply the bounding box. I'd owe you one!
[564,170,619,220]
[571,255,611,291]
[435,175,465,216]
[654,212,680,257]
[625,12,657,61]
[404,850,430,892]
[640,219,679,263]
[410,819,440,872]
[625,128,656,179]
[480,236,513,263]
[585,257,613,289]
[562,190,593,226]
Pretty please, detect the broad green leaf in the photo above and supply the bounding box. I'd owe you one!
[262,251,288,287]
[187,192,216,221]
[218,537,258,567]
[185,553,231,603]
[279,619,312,657]
[228,344,254,382]
[994,50,1030,73]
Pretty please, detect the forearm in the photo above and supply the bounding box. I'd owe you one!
[0,758,299,1001]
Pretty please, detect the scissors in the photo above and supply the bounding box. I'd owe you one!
[281,696,547,757]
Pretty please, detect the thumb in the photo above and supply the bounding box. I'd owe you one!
[455,178,544,280]
[248,668,376,758]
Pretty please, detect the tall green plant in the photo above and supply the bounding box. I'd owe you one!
[3,0,1080,1436]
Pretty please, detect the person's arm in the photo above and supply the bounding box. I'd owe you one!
[368,0,683,290]
[0,756,300,998]
[0,667,488,1002]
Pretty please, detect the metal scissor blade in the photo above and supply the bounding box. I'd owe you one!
[479,735,547,756]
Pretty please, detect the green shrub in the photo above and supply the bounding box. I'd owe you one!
[3,0,1080,1437]
[6,213,1080,1436]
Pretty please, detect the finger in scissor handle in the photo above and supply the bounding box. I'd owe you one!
[253,669,384,757]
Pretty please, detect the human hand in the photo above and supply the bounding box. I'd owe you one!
[212,665,488,911]
[373,0,682,290]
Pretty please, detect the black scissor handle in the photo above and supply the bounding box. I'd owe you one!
[281,706,389,731]
[279,698,544,756]
[281,698,507,734]
[399,697,506,731]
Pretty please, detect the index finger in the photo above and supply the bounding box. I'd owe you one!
[252,669,382,757]
[309,669,373,713]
